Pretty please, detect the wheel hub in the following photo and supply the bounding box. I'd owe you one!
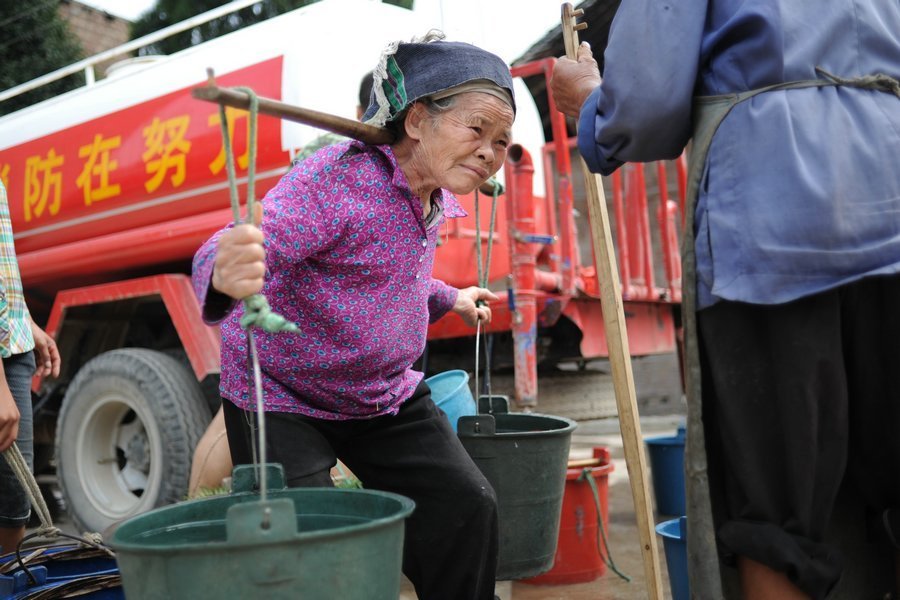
[124,428,151,473]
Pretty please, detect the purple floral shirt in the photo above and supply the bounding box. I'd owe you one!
[192,141,464,419]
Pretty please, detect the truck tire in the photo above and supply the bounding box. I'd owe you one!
[55,348,211,534]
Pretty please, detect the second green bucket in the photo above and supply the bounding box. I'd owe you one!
[111,464,415,600]
[458,397,577,580]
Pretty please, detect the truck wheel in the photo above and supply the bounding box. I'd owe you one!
[55,348,211,534]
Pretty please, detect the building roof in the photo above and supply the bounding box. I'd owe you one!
[512,0,621,141]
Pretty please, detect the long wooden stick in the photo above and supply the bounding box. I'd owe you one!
[192,69,502,196]
[560,4,664,598]
[192,69,395,145]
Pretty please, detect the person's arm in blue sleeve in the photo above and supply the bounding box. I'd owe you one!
[552,0,708,175]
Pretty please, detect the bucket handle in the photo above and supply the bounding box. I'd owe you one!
[477,395,509,415]
[232,464,287,494]
[226,498,298,545]
[456,414,495,436]
[457,395,510,436]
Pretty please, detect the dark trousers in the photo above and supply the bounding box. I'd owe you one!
[698,274,900,599]
[0,351,36,528]
[223,381,499,600]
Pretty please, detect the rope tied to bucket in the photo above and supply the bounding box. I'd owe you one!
[473,178,501,405]
[579,467,631,583]
[1,443,115,585]
[215,86,300,508]
[2,443,57,540]
[215,86,298,336]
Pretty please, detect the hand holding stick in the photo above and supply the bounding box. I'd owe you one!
[560,4,665,598]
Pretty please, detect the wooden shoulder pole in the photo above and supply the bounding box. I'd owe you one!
[560,4,664,598]
[193,70,395,145]
[191,69,503,197]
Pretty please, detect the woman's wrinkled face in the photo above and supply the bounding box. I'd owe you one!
[413,92,514,195]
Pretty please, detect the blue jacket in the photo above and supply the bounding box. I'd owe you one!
[578,0,900,308]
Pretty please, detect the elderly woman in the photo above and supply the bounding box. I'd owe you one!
[192,37,514,599]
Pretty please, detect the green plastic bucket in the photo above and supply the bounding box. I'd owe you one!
[457,397,577,580]
[110,464,415,600]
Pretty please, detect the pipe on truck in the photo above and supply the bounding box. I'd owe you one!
[505,144,538,409]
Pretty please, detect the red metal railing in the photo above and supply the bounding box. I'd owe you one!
[510,59,686,306]
[511,59,580,296]
[608,159,686,302]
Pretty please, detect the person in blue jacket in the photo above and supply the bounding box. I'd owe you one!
[551,2,900,599]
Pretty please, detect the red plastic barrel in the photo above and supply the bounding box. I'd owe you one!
[521,446,614,585]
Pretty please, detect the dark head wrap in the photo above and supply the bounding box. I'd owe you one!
[362,32,516,127]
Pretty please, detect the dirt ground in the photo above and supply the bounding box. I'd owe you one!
[28,353,687,599]
[399,415,685,600]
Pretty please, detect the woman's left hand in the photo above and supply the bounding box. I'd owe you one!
[31,321,61,378]
[452,287,500,328]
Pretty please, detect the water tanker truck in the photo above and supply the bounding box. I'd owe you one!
[0,0,682,532]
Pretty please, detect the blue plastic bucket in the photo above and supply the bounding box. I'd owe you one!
[1,544,123,599]
[645,425,686,515]
[425,370,475,432]
[656,516,689,600]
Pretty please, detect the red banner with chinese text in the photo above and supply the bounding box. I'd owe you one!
[0,56,287,253]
